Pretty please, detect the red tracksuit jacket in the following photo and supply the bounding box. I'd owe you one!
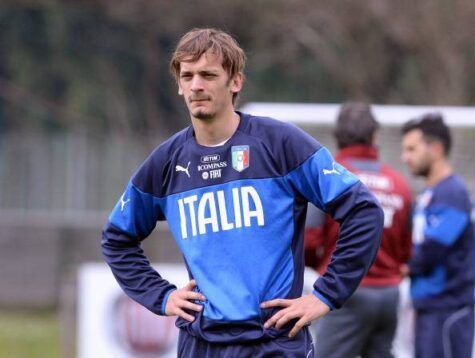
[305,144,412,286]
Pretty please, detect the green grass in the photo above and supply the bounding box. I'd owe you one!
[0,309,59,358]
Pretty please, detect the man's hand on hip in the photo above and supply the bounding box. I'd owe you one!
[165,279,206,322]
[261,294,330,338]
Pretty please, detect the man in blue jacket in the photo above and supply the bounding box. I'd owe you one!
[401,114,475,358]
[102,27,384,357]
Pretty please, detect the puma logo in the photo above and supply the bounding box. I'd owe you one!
[322,162,340,175]
[176,161,191,178]
[120,194,130,211]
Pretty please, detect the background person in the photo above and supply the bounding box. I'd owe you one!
[400,113,475,358]
[305,102,412,358]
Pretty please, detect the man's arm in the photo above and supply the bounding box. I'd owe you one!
[287,147,384,309]
[102,179,205,319]
[313,180,384,309]
[409,204,469,276]
[263,181,383,335]
[263,146,384,335]
[102,222,177,315]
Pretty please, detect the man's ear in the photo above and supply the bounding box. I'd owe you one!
[230,72,244,94]
[178,84,183,96]
[430,140,445,159]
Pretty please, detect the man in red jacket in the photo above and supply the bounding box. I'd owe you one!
[305,102,412,358]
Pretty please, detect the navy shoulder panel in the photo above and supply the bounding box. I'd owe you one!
[131,126,192,196]
[239,113,322,175]
[432,174,471,212]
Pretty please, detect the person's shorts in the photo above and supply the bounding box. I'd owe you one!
[177,327,314,358]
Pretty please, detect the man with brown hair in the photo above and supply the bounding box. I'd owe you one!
[401,114,475,358]
[102,29,384,357]
[305,102,412,358]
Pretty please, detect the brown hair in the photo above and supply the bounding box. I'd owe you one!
[401,113,451,155]
[334,102,379,149]
[170,28,246,105]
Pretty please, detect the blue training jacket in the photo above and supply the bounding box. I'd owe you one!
[101,112,384,343]
[410,174,475,309]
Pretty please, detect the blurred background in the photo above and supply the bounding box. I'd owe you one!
[0,1,474,357]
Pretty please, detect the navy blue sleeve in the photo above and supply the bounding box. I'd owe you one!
[101,155,177,315]
[316,181,384,308]
[409,203,470,276]
[409,240,446,276]
[287,147,384,309]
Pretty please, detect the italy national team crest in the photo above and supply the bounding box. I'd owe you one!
[231,145,250,172]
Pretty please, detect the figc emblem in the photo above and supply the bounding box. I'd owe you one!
[231,145,250,172]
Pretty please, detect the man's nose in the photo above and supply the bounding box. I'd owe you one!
[190,76,204,91]
[400,152,408,163]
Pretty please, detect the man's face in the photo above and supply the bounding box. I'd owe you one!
[401,129,433,177]
[177,51,242,121]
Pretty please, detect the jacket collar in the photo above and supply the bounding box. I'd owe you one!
[335,145,378,162]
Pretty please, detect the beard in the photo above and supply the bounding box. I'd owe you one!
[414,166,430,177]
[192,108,215,121]
[412,161,431,177]
[188,96,215,121]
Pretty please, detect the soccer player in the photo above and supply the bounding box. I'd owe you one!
[305,102,412,358]
[401,114,475,358]
[101,28,384,357]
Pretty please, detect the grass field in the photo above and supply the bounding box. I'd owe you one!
[0,309,59,358]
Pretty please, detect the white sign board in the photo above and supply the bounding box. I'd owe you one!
[77,263,188,358]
